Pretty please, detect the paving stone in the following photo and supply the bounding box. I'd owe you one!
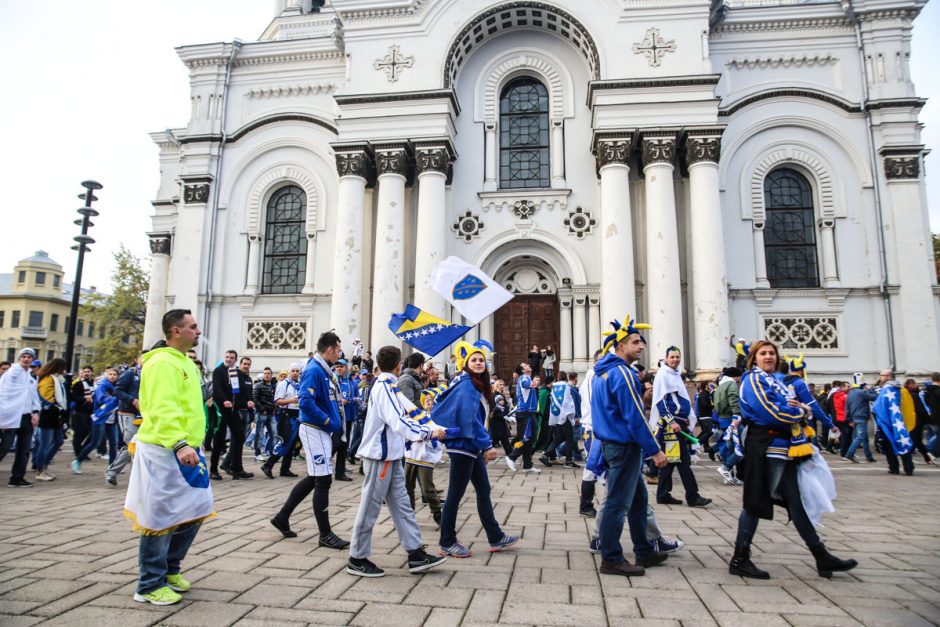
[636,597,710,619]
[231,583,310,608]
[0,615,43,627]
[190,571,266,593]
[37,605,173,626]
[349,601,431,626]
[240,605,354,625]
[161,601,253,626]
[500,601,607,625]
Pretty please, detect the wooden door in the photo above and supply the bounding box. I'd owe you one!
[493,295,559,383]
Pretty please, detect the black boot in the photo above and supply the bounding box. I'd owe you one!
[579,480,596,515]
[729,544,770,579]
[810,544,857,578]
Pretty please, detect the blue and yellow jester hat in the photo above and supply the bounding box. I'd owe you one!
[454,339,495,371]
[785,352,807,373]
[420,383,448,408]
[601,314,651,352]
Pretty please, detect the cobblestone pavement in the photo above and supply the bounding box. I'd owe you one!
[0,452,938,626]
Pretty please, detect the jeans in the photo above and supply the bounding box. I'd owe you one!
[440,452,503,547]
[734,460,820,550]
[719,426,742,470]
[107,414,140,479]
[838,422,854,457]
[657,434,701,503]
[347,417,364,459]
[78,422,120,464]
[246,411,276,456]
[845,418,874,460]
[32,427,59,470]
[598,441,655,563]
[137,522,201,594]
[546,421,575,463]
[879,430,914,475]
[0,415,35,481]
[71,412,92,458]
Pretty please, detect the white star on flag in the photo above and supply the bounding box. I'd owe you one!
[884,388,897,400]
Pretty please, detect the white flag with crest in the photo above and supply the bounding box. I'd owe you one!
[429,256,513,324]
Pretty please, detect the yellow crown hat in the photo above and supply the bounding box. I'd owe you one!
[601,314,651,352]
[454,339,495,371]
[785,352,807,373]
[420,383,448,408]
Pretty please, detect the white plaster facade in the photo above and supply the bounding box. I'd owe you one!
[144,0,939,379]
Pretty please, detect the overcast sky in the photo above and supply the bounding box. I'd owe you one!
[0,1,938,292]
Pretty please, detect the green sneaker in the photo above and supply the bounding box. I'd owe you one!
[133,586,182,605]
[165,573,192,592]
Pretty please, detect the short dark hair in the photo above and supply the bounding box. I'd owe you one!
[0,361,9,369]
[162,309,192,338]
[932,372,940,383]
[666,346,680,357]
[225,350,238,359]
[317,331,341,353]
[377,346,401,372]
[240,356,251,364]
[567,372,578,383]
[557,371,567,382]
[263,367,272,372]
[403,352,426,370]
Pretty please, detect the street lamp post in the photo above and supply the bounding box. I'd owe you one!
[64,180,102,373]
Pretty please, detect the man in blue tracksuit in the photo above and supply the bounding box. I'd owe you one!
[591,316,667,578]
[506,363,539,472]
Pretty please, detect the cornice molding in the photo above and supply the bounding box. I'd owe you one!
[233,50,344,68]
[729,286,901,299]
[334,89,460,115]
[587,74,720,105]
[713,17,851,34]
[246,82,338,99]
[719,89,861,117]
[228,113,338,142]
[726,54,837,71]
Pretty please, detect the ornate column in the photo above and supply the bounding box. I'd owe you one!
[642,132,683,361]
[573,294,588,367]
[244,235,261,295]
[588,294,601,358]
[687,131,730,377]
[559,290,573,371]
[479,315,494,345]
[330,144,373,349]
[483,124,497,192]
[370,141,412,350]
[413,140,455,318]
[594,133,637,325]
[551,120,565,188]
[880,147,938,372]
[302,234,317,294]
[817,218,839,286]
[752,224,770,288]
[144,234,172,348]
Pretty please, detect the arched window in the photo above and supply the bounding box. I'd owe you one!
[499,77,550,189]
[763,169,819,288]
[262,185,307,294]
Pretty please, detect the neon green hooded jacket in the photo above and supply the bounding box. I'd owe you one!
[137,346,206,449]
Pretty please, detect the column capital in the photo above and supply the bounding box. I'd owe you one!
[148,232,172,256]
[879,145,924,181]
[684,128,724,166]
[332,142,375,186]
[593,132,634,173]
[640,131,679,168]
[413,138,456,182]
[373,141,414,182]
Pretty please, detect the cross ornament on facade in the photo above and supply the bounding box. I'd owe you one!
[632,28,676,67]
[374,45,414,82]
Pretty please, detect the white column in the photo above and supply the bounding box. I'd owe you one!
[413,144,453,317]
[329,146,372,349]
[595,136,637,325]
[244,235,261,295]
[687,134,730,376]
[881,150,939,372]
[483,124,497,192]
[573,294,588,366]
[559,292,573,371]
[753,225,770,288]
[370,145,409,350]
[479,315,494,344]
[818,219,839,286]
[302,235,317,294]
[588,295,601,358]
[143,234,172,347]
[551,121,565,189]
[642,134,683,361]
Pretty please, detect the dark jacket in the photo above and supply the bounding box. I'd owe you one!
[910,388,930,429]
[114,367,141,415]
[212,365,253,412]
[70,378,94,417]
[845,387,878,422]
[397,368,423,407]
[253,379,276,413]
[925,385,940,426]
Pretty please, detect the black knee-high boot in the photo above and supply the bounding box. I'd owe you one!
[579,479,596,516]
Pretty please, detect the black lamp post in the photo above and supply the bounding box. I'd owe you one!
[64,180,102,373]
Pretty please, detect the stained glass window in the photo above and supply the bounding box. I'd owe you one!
[262,185,307,294]
[499,77,550,189]
[763,169,819,288]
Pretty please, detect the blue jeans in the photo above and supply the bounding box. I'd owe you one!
[347,417,364,458]
[137,522,201,594]
[440,452,503,548]
[246,412,276,456]
[598,441,655,563]
[32,427,59,469]
[78,422,119,463]
[845,418,873,460]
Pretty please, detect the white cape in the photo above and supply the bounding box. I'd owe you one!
[648,365,697,432]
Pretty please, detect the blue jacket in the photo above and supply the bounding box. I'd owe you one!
[846,386,879,422]
[516,374,538,412]
[430,373,492,456]
[299,358,343,433]
[114,367,141,415]
[337,374,359,422]
[781,374,832,428]
[589,353,659,457]
[92,379,120,424]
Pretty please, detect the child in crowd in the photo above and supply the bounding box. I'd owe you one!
[405,385,448,526]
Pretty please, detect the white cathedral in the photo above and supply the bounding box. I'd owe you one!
[142,0,938,381]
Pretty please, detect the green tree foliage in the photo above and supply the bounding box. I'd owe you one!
[83,245,148,371]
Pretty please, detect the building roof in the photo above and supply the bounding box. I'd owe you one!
[18,250,61,267]
[0,272,103,304]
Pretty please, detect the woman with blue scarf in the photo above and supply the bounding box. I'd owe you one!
[432,340,519,559]
[730,339,856,579]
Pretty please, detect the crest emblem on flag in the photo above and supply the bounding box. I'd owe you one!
[452,274,487,301]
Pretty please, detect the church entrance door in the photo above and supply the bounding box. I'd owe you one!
[493,295,558,383]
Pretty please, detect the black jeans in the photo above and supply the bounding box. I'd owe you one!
[0,415,34,482]
[332,430,347,477]
[879,430,914,475]
[910,425,932,462]
[838,423,854,457]
[697,418,714,454]
[546,421,575,463]
[489,418,512,456]
[211,409,248,473]
[657,434,701,503]
[70,412,92,458]
[508,411,535,469]
[735,460,820,550]
[439,452,503,548]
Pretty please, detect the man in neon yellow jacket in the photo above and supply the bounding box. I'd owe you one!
[124,309,213,606]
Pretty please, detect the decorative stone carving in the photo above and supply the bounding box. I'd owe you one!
[149,234,171,256]
[564,206,596,239]
[883,156,920,180]
[334,147,374,181]
[512,199,538,220]
[632,28,676,67]
[374,45,414,82]
[184,183,210,204]
[502,268,555,295]
[374,148,409,177]
[452,210,484,243]
[595,139,631,170]
[415,147,450,175]
[246,320,308,352]
[641,136,677,167]
[762,315,839,351]
[685,136,721,165]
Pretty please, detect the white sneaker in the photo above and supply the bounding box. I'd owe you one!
[716,466,734,484]
[35,471,55,482]
[504,457,517,472]
[95,453,104,459]
[255,454,268,462]
[524,467,541,474]
[71,459,83,475]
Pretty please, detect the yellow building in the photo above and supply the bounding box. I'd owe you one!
[0,251,107,370]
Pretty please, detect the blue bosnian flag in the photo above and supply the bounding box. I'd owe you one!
[872,385,914,456]
[429,256,513,324]
[388,304,472,357]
